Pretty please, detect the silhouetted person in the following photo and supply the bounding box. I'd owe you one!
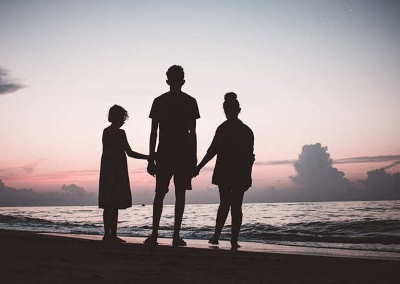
[99,105,150,242]
[195,93,254,249]
[145,65,200,247]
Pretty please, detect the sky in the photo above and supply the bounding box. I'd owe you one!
[0,0,399,194]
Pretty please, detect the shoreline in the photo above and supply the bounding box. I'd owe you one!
[40,232,400,261]
[2,226,400,256]
[1,229,399,283]
[1,199,400,207]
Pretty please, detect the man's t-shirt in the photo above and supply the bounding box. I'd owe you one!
[149,91,200,166]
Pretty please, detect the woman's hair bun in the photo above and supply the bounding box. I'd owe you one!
[224,92,237,102]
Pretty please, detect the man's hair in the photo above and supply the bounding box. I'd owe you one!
[108,104,129,123]
[166,65,184,81]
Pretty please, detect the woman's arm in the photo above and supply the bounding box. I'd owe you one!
[194,130,218,176]
[195,150,216,173]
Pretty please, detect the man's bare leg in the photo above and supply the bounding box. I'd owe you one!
[144,191,166,246]
[173,189,186,246]
[152,191,166,237]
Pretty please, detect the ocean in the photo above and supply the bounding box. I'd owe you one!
[1,200,399,252]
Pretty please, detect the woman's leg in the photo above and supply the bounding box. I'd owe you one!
[212,186,231,240]
[230,189,245,244]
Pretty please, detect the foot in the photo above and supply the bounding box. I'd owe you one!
[144,235,158,247]
[172,237,187,248]
[208,235,219,245]
[111,236,126,243]
[102,234,112,241]
[231,240,241,249]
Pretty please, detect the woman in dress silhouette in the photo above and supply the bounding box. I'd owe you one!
[195,93,255,249]
[99,105,150,242]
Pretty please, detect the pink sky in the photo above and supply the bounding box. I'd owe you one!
[0,1,399,193]
[1,158,399,193]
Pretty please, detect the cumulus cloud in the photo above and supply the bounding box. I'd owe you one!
[250,144,400,203]
[290,143,352,201]
[0,67,25,95]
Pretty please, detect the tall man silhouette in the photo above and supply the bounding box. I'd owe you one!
[145,65,200,247]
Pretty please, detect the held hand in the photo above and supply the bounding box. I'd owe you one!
[147,160,156,177]
[147,152,156,162]
[192,166,200,177]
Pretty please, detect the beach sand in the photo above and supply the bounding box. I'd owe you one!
[1,229,398,284]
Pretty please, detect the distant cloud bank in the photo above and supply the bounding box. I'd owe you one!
[0,67,25,95]
[255,154,400,167]
[1,143,399,206]
[0,180,96,206]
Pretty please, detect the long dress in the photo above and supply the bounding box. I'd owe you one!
[98,127,132,209]
[207,119,255,190]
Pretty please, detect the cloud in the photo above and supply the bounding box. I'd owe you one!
[381,160,400,170]
[360,169,400,200]
[20,160,44,174]
[0,159,44,179]
[1,148,399,204]
[334,155,400,165]
[255,155,400,167]
[0,179,96,206]
[61,184,87,194]
[289,143,352,201]
[0,67,25,95]
[28,169,99,180]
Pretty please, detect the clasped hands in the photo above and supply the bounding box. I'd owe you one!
[146,154,156,176]
[146,154,202,178]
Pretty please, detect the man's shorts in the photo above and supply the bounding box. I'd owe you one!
[155,160,193,193]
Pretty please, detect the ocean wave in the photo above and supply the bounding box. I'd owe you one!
[0,214,101,228]
[1,213,399,245]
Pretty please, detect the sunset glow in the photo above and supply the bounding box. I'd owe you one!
[1,0,399,196]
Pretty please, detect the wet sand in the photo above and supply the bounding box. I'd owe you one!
[41,232,400,261]
[1,229,398,284]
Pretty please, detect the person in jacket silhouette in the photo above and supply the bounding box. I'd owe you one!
[194,93,254,249]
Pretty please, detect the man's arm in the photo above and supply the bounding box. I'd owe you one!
[189,119,197,166]
[147,119,158,176]
[149,119,158,157]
